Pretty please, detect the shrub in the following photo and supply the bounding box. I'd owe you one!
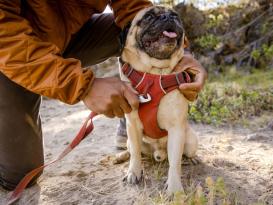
[189,70,273,125]
[195,34,221,50]
[262,44,273,61]
[251,49,261,61]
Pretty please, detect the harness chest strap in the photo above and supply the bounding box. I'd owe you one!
[122,64,191,139]
[122,63,191,92]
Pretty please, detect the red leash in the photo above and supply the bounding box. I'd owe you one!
[7,112,98,205]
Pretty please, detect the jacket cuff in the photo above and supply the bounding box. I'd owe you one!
[79,69,95,102]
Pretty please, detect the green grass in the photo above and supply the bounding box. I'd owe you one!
[140,176,267,205]
[189,69,273,125]
[144,177,241,205]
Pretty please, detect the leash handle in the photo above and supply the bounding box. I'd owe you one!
[6,112,98,205]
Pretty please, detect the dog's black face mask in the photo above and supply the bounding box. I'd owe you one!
[136,7,184,60]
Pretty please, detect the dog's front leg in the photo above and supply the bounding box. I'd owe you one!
[166,126,186,194]
[184,124,198,158]
[125,111,143,184]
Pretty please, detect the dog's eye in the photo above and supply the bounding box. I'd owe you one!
[170,13,179,19]
[145,13,154,21]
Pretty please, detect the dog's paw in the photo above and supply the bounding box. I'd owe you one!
[113,151,130,164]
[123,169,143,184]
[166,170,183,194]
[182,155,200,166]
[165,179,183,195]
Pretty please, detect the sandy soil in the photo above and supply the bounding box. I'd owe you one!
[0,99,272,205]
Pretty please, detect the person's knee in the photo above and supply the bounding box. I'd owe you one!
[0,71,44,191]
[0,166,43,191]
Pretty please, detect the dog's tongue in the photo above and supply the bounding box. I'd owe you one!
[163,31,177,38]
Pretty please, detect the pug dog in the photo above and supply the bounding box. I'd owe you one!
[119,6,198,194]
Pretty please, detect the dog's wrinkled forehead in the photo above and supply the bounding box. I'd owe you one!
[131,6,181,28]
[138,7,179,25]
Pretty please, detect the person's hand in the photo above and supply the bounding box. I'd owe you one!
[174,54,207,101]
[83,77,139,118]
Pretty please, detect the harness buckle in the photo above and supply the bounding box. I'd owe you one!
[138,93,151,103]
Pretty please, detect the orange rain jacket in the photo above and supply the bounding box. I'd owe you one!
[0,0,152,104]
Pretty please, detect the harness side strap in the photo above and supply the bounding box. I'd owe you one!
[161,71,191,92]
[6,112,98,205]
[122,64,144,87]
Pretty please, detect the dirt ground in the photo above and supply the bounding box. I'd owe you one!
[0,99,272,205]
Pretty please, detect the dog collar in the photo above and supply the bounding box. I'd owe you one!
[122,63,192,96]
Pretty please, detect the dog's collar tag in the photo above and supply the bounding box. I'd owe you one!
[138,93,151,103]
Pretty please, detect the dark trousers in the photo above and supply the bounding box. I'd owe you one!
[0,14,121,190]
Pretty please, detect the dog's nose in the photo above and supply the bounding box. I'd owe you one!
[159,14,169,22]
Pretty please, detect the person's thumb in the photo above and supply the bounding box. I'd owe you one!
[179,82,201,92]
[123,84,139,110]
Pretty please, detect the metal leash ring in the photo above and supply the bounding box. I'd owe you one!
[138,93,151,103]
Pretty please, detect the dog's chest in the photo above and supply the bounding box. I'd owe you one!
[157,90,188,130]
[137,82,188,139]
[120,64,189,139]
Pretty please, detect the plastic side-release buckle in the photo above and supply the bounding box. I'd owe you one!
[138,93,151,103]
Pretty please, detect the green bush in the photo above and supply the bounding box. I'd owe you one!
[189,70,273,125]
[250,44,273,68]
[195,34,221,50]
[262,44,273,61]
[206,14,225,29]
[251,49,261,60]
[261,21,270,34]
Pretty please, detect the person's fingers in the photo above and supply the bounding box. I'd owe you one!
[123,85,139,110]
[181,90,198,101]
[113,107,125,118]
[179,81,202,92]
[119,97,132,114]
[103,110,115,118]
[124,82,139,95]
[110,92,132,115]
[181,90,197,96]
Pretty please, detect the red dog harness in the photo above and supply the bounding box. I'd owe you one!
[122,64,191,139]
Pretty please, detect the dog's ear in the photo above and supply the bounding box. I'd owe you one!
[119,22,132,53]
[184,36,190,49]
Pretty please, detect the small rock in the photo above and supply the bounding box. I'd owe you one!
[46,153,52,157]
[245,133,269,141]
[225,145,234,152]
[267,120,273,130]
[259,144,268,149]
[75,171,88,178]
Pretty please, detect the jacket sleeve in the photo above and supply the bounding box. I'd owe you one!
[110,0,153,29]
[0,4,94,105]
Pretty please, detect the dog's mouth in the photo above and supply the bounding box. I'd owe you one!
[163,30,178,38]
[142,29,178,46]
[139,26,183,60]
